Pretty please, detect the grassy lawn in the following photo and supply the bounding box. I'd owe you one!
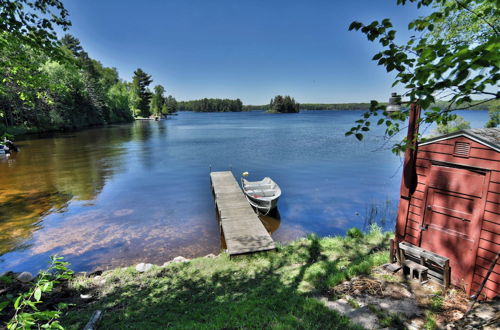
[61,225,391,329]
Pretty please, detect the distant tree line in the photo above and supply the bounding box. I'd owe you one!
[269,95,299,113]
[299,103,371,110]
[0,1,176,138]
[243,102,374,111]
[177,98,243,112]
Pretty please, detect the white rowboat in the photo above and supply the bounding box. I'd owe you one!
[241,177,281,215]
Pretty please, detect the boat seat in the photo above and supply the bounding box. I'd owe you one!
[247,189,275,197]
[245,184,273,190]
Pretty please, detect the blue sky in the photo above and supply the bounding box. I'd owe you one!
[63,0,425,104]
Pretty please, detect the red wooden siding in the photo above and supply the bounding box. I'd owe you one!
[396,134,500,299]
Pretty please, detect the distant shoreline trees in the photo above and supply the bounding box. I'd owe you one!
[177,98,243,112]
[243,100,498,112]
[269,95,299,113]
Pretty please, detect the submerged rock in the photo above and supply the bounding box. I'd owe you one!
[135,263,153,272]
[16,272,34,283]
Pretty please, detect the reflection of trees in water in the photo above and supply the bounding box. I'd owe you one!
[130,121,168,170]
[0,189,72,254]
[0,124,137,255]
[362,199,397,231]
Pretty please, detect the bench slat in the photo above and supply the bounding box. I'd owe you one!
[399,242,449,266]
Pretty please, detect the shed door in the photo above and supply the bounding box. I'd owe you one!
[420,165,487,290]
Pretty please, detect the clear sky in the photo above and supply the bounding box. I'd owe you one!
[63,0,425,104]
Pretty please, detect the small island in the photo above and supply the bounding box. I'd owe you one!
[268,95,300,113]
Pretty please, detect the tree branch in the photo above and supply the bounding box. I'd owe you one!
[454,0,499,36]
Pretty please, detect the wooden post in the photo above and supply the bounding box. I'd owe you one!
[443,260,450,288]
[389,239,395,263]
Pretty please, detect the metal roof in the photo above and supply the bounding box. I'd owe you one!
[419,127,500,152]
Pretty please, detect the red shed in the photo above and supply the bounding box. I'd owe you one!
[395,127,500,299]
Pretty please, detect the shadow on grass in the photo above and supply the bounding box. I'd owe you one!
[63,233,391,329]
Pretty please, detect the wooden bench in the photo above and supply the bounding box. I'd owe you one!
[398,242,450,288]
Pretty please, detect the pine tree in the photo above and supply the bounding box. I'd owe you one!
[132,68,153,117]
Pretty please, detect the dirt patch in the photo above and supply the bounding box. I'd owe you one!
[325,264,477,329]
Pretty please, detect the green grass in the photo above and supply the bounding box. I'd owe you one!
[429,293,444,313]
[367,304,405,328]
[61,226,391,329]
[424,311,438,330]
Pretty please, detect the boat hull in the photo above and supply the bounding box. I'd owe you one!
[241,177,281,214]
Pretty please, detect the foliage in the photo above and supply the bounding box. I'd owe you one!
[3,256,74,330]
[485,108,500,128]
[0,31,140,137]
[0,0,71,57]
[149,86,177,116]
[163,95,178,114]
[269,95,300,113]
[150,85,165,116]
[433,114,470,135]
[178,98,243,112]
[131,68,153,118]
[346,0,499,153]
[244,100,498,111]
[346,227,364,239]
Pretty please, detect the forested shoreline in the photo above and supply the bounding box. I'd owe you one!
[243,100,499,112]
[0,2,176,139]
[177,98,243,112]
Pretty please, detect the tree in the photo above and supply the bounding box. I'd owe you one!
[60,34,83,57]
[0,0,71,56]
[486,109,500,128]
[433,114,471,135]
[269,95,299,113]
[485,100,500,128]
[131,68,153,117]
[346,0,499,153]
[164,95,178,114]
[150,84,165,116]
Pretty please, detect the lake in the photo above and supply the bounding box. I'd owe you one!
[0,110,489,273]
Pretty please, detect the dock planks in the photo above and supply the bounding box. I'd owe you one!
[210,171,275,255]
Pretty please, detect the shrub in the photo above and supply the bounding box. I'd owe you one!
[346,227,364,239]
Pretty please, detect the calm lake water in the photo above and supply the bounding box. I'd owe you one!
[0,110,489,273]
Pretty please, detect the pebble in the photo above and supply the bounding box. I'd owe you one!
[80,294,92,299]
[16,272,34,283]
[135,263,153,272]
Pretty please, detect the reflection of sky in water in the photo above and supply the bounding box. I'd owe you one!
[0,110,489,273]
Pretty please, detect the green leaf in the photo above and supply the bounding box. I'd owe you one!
[0,301,9,312]
[34,288,42,301]
[14,296,21,309]
[355,133,363,141]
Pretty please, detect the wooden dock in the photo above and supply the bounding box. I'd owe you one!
[210,171,275,255]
